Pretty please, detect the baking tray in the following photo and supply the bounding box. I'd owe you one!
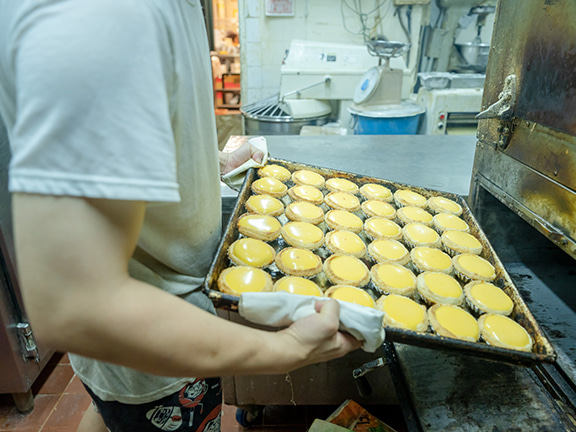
[203,158,556,366]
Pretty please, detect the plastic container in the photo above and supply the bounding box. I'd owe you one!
[348,103,425,135]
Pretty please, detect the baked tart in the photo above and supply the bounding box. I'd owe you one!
[364,217,403,241]
[228,238,276,268]
[291,169,325,188]
[370,263,417,297]
[361,200,396,219]
[288,185,324,205]
[251,177,288,198]
[245,194,284,217]
[410,247,453,275]
[257,164,291,182]
[237,214,282,241]
[453,254,496,283]
[376,294,428,332]
[367,239,410,266]
[273,276,324,296]
[325,210,363,233]
[464,281,514,316]
[441,230,482,256]
[275,247,322,278]
[285,201,324,225]
[396,206,434,227]
[427,196,463,216]
[428,304,479,342]
[324,192,361,212]
[402,222,441,249]
[281,221,324,250]
[323,255,370,287]
[478,314,533,352]
[359,184,393,202]
[432,213,470,234]
[416,272,463,306]
[325,230,366,258]
[325,285,375,308]
[218,266,273,295]
[325,178,359,194]
[394,189,427,208]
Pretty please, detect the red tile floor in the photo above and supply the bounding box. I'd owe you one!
[0,353,408,432]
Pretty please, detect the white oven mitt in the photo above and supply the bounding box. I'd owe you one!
[221,136,268,191]
[238,292,386,353]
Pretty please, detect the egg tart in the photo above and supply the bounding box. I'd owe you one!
[281,221,324,250]
[285,201,324,225]
[273,276,324,296]
[257,164,291,182]
[325,230,366,258]
[275,247,322,278]
[427,196,463,216]
[288,185,324,205]
[245,194,284,216]
[228,238,276,268]
[410,247,453,275]
[402,223,441,249]
[432,213,470,234]
[478,314,533,352]
[441,230,482,256]
[325,210,363,233]
[367,239,410,266]
[396,206,434,227]
[251,177,288,198]
[370,263,417,297]
[361,200,396,219]
[359,184,393,202]
[325,285,375,308]
[218,266,273,295]
[292,170,325,188]
[464,281,514,316]
[364,217,403,241]
[237,214,282,241]
[416,272,463,306]
[376,294,428,332]
[323,255,370,287]
[428,304,479,342]
[324,192,361,212]
[394,189,427,208]
[452,254,496,283]
[325,178,359,194]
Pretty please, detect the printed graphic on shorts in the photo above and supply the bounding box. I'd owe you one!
[196,406,222,432]
[145,405,183,431]
[178,378,208,410]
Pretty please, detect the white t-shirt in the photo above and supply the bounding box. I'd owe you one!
[0,0,222,403]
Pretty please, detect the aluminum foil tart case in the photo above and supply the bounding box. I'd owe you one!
[203,158,556,366]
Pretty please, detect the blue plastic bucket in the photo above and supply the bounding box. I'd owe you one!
[349,103,425,135]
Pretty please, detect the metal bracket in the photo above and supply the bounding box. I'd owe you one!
[16,322,39,363]
[476,74,517,121]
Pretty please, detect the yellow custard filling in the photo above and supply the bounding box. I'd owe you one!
[329,256,368,282]
[326,210,363,230]
[287,201,324,220]
[395,190,427,207]
[283,222,324,244]
[470,283,514,313]
[275,277,323,296]
[280,248,319,271]
[230,238,275,267]
[326,192,360,210]
[435,306,479,339]
[252,177,287,194]
[259,164,291,182]
[326,178,358,193]
[429,196,462,214]
[412,247,452,271]
[456,254,495,278]
[224,267,269,293]
[246,195,283,215]
[434,213,469,231]
[238,214,281,234]
[328,231,365,254]
[371,239,407,260]
[331,286,375,308]
[375,264,415,289]
[404,223,439,243]
[423,272,462,298]
[362,200,396,218]
[444,231,482,250]
[293,170,325,188]
[382,295,426,330]
[292,185,324,202]
[400,207,433,224]
[361,184,392,200]
[482,315,531,348]
[365,218,402,237]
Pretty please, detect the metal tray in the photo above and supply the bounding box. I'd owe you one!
[203,158,556,366]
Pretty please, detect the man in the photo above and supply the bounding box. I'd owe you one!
[0,1,361,431]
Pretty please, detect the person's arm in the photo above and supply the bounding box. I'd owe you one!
[14,193,361,378]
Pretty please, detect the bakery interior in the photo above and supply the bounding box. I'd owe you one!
[2,0,576,431]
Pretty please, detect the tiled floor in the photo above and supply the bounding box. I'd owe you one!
[0,353,407,432]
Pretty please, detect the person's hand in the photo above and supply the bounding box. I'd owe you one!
[281,299,362,369]
[219,143,265,176]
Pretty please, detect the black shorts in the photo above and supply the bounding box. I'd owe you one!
[83,378,222,432]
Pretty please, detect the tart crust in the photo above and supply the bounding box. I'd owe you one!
[452,254,496,283]
[324,192,361,212]
[325,285,375,308]
[323,255,370,287]
[416,272,463,306]
[291,170,325,188]
[410,246,453,274]
[228,238,276,268]
[273,276,324,296]
[257,164,291,182]
[361,200,396,219]
[464,281,514,316]
[325,230,367,258]
[432,213,470,234]
[394,189,427,208]
[364,217,403,241]
[237,214,282,241]
[325,178,359,194]
[359,184,393,202]
[376,294,428,332]
[285,201,325,225]
[441,230,483,256]
[288,185,324,205]
[428,304,479,342]
[275,247,323,277]
[217,266,273,295]
[245,194,284,216]
[402,222,441,248]
[251,177,288,197]
[367,239,410,266]
[427,196,463,216]
[281,221,325,250]
[397,206,434,227]
[370,263,417,297]
[478,314,533,352]
[325,210,363,233]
